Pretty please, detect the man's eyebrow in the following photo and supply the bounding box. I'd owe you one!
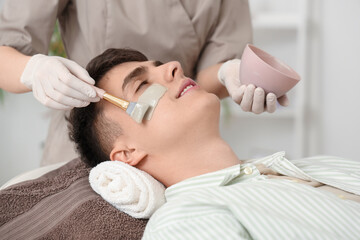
[122,66,148,92]
[153,60,164,67]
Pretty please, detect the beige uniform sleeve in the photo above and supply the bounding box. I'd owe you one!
[0,0,69,55]
[196,0,252,73]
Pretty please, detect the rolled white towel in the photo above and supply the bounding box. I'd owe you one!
[89,161,166,219]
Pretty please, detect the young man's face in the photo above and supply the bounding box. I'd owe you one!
[98,60,220,160]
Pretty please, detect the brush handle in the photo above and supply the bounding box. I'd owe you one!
[103,93,129,110]
[93,86,130,110]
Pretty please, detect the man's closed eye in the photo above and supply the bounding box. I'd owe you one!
[136,80,149,93]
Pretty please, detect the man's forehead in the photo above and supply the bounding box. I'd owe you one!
[110,61,149,78]
[100,61,148,87]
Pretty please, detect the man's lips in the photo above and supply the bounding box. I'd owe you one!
[177,79,198,98]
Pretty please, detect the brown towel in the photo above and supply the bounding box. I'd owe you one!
[0,158,147,239]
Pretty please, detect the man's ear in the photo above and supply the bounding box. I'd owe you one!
[110,144,147,166]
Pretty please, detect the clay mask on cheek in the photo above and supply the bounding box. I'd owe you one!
[132,83,167,122]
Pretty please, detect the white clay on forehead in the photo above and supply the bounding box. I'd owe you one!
[131,83,167,123]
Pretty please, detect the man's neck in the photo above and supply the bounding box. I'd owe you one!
[156,136,241,187]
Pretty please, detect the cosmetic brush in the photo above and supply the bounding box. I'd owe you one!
[94,87,150,123]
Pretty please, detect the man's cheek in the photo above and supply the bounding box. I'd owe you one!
[147,100,173,126]
[138,84,167,122]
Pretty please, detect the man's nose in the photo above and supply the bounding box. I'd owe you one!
[164,61,182,82]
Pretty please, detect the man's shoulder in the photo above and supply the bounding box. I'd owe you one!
[146,195,228,228]
[143,197,241,239]
[143,202,182,238]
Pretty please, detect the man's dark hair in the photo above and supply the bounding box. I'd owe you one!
[68,48,148,167]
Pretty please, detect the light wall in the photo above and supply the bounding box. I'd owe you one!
[319,0,360,159]
[0,93,50,186]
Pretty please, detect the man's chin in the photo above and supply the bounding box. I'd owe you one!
[194,92,221,118]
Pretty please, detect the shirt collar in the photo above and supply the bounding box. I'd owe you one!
[165,163,242,201]
[165,151,287,201]
[245,151,286,165]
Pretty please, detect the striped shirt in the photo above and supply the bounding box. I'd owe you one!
[142,152,360,240]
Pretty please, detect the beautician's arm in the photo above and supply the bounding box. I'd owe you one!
[196,63,229,99]
[0,46,31,93]
[0,45,98,109]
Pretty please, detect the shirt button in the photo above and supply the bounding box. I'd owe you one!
[244,167,253,175]
[338,195,346,200]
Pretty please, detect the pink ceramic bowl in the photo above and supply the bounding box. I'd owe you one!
[240,44,300,97]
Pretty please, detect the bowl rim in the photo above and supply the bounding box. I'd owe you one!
[245,44,301,81]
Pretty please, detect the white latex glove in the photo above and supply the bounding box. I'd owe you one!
[20,54,99,110]
[218,59,289,114]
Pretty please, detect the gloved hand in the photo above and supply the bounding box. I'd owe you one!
[218,59,289,114]
[20,54,99,110]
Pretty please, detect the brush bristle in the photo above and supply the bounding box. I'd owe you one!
[127,102,150,123]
